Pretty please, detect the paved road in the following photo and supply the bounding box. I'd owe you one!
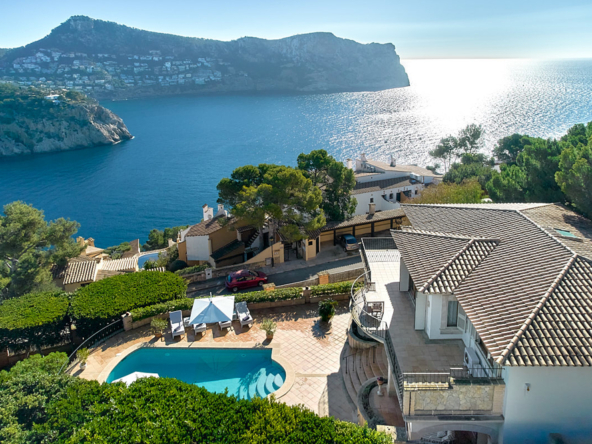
[193,255,363,296]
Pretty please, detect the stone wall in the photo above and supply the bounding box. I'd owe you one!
[404,381,505,416]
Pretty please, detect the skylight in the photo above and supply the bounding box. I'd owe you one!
[555,228,577,238]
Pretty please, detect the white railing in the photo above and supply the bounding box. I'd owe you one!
[350,273,388,342]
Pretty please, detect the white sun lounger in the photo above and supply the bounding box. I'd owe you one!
[170,310,185,339]
[235,301,253,328]
[193,322,206,336]
[219,320,232,331]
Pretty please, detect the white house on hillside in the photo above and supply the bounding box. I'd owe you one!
[348,154,441,216]
[351,203,592,444]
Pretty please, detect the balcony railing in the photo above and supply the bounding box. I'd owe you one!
[350,273,388,342]
[403,366,503,386]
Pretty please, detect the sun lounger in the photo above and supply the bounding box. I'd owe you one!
[219,320,232,331]
[235,301,253,328]
[193,322,206,336]
[170,310,185,339]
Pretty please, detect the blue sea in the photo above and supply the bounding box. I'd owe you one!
[1,59,591,247]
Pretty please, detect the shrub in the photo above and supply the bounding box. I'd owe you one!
[168,259,188,272]
[0,292,70,352]
[309,281,358,297]
[175,263,208,276]
[35,377,391,443]
[319,298,338,321]
[130,298,194,321]
[260,318,277,336]
[150,318,168,335]
[234,287,303,303]
[70,272,187,336]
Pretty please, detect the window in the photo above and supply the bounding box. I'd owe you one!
[457,305,467,331]
[370,197,374,203]
[389,193,394,199]
[308,240,313,246]
[447,301,459,327]
[415,190,418,195]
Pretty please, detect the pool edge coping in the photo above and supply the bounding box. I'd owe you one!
[95,340,295,399]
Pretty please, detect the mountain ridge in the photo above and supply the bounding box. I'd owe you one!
[0,16,409,99]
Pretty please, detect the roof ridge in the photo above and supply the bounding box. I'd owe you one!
[400,227,499,242]
[419,238,499,293]
[516,209,577,256]
[497,254,578,365]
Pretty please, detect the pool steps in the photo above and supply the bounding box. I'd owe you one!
[273,374,284,389]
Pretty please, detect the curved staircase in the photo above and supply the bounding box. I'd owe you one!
[341,342,389,408]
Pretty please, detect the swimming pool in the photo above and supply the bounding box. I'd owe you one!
[137,252,159,268]
[106,348,286,399]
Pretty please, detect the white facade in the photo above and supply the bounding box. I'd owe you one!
[353,184,423,216]
[185,235,210,261]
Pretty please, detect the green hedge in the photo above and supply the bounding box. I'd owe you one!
[0,292,70,352]
[38,377,391,443]
[310,281,358,297]
[175,263,208,276]
[71,272,187,335]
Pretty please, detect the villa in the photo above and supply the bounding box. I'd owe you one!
[349,202,592,443]
[348,154,441,216]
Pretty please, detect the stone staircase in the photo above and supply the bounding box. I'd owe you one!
[245,230,260,248]
[341,342,389,409]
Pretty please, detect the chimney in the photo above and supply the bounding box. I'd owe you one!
[76,236,85,245]
[360,153,367,162]
[369,203,375,215]
[203,204,214,221]
[87,237,95,247]
[216,204,226,218]
[390,154,396,167]
[346,159,353,170]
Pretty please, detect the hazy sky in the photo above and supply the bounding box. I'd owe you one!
[1,0,592,59]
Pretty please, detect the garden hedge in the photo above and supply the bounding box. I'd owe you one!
[309,281,358,297]
[0,292,70,352]
[175,263,208,276]
[70,272,187,335]
[38,377,391,443]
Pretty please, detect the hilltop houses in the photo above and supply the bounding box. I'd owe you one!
[348,154,440,216]
[350,202,592,443]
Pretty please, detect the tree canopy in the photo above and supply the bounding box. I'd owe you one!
[429,124,484,172]
[217,164,326,243]
[142,225,188,251]
[297,149,357,221]
[405,179,483,204]
[0,202,83,298]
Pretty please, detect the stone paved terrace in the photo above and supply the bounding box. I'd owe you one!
[365,249,465,373]
[71,302,356,422]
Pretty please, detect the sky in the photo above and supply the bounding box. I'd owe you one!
[1,0,592,59]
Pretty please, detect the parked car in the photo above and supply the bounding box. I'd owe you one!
[225,270,268,292]
[339,234,359,251]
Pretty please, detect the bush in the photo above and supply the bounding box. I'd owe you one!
[168,259,188,272]
[0,292,70,352]
[175,263,209,276]
[130,298,195,321]
[36,377,391,443]
[234,287,303,303]
[70,272,187,336]
[309,281,358,297]
[319,298,338,321]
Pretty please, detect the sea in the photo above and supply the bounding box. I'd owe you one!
[1,59,591,247]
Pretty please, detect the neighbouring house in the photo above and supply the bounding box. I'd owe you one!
[348,154,441,216]
[351,203,592,444]
[53,255,140,292]
[76,237,107,259]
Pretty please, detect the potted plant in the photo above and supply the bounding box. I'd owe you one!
[260,318,277,340]
[77,348,90,369]
[319,298,338,322]
[151,318,168,338]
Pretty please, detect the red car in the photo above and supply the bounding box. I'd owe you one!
[225,270,268,292]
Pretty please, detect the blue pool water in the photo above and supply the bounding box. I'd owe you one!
[107,348,286,399]
[137,252,160,268]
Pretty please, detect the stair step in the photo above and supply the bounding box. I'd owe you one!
[265,374,275,393]
[248,381,257,399]
[273,373,284,389]
[256,374,267,398]
[375,346,389,376]
[341,350,359,407]
[362,348,375,382]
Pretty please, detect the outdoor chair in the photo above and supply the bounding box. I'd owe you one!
[193,322,206,336]
[170,310,185,339]
[219,320,232,331]
[235,301,253,328]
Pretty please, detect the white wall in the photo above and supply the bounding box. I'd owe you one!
[355,170,408,183]
[501,366,592,444]
[400,260,410,291]
[353,184,424,216]
[186,235,210,261]
[424,294,463,340]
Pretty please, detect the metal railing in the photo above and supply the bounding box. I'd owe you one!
[403,366,504,386]
[361,237,397,251]
[350,273,388,342]
[59,318,124,374]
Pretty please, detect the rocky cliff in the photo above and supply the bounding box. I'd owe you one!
[0,85,132,156]
[0,16,409,99]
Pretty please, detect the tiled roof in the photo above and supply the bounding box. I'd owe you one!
[398,203,588,366]
[321,208,407,232]
[101,257,138,272]
[505,256,592,367]
[141,267,166,272]
[50,263,67,280]
[393,228,500,294]
[363,160,440,177]
[63,260,97,285]
[186,216,233,237]
[352,176,413,195]
[211,239,244,261]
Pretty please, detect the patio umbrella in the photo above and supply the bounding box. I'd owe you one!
[112,372,159,386]
[189,296,235,325]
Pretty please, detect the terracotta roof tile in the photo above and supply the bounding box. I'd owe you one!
[352,176,413,195]
[63,260,97,285]
[101,257,138,272]
[186,216,233,237]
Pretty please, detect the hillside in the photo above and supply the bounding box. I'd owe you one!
[0,84,132,156]
[0,16,409,99]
